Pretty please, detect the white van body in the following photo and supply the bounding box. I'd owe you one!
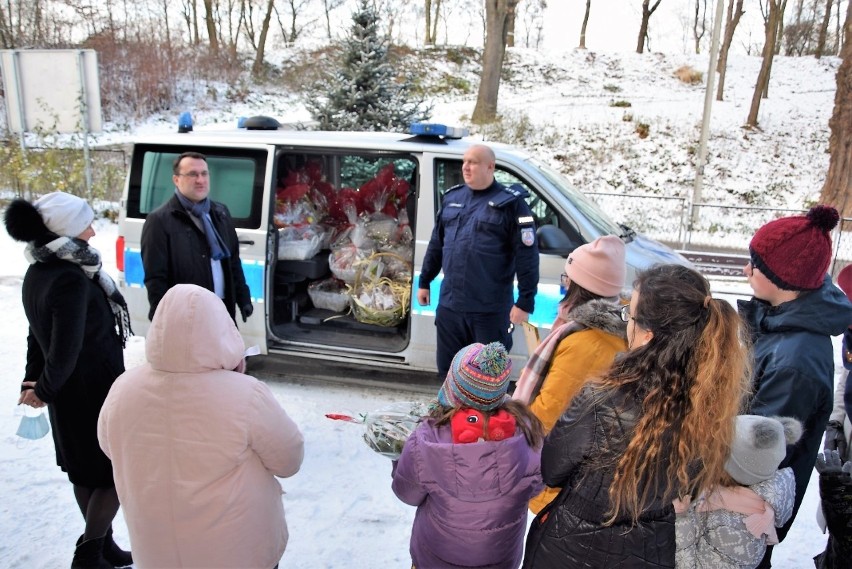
[116,121,687,375]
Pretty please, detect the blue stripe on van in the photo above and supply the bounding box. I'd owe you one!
[409,273,562,329]
[123,249,263,303]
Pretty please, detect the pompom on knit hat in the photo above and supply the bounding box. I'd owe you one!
[725,415,802,486]
[749,205,839,291]
[564,235,626,297]
[437,342,512,412]
[33,192,94,238]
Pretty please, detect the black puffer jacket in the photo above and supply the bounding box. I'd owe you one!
[523,385,676,568]
[141,194,251,321]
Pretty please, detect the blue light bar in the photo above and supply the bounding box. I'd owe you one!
[409,123,469,139]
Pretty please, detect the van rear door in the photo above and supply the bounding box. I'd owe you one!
[119,143,272,350]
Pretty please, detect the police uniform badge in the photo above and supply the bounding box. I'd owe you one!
[521,227,535,247]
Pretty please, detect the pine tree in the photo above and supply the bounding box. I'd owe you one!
[305,0,431,132]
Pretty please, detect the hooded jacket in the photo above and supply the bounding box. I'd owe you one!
[738,274,852,541]
[391,417,543,569]
[526,298,626,513]
[98,284,304,569]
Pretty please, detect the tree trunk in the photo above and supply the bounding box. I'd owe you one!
[472,0,518,124]
[693,0,706,54]
[251,0,274,77]
[816,0,833,58]
[432,0,442,44]
[507,2,516,48]
[636,0,663,54]
[579,0,591,49]
[425,0,433,44]
[203,0,219,52]
[819,3,852,216]
[716,0,744,101]
[747,0,781,127]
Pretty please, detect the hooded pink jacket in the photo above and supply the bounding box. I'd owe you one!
[98,284,304,569]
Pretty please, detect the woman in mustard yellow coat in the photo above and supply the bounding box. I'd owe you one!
[514,235,627,513]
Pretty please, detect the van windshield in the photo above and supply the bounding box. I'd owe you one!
[529,157,623,237]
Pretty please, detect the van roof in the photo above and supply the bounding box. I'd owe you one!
[131,127,534,162]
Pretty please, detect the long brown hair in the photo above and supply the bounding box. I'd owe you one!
[598,264,751,523]
[429,399,545,448]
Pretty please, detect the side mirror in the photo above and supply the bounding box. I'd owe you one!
[536,225,583,258]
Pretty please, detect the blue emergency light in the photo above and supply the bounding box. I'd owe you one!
[178,111,193,133]
[409,123,469,139]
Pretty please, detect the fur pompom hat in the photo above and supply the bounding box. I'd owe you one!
[438,342,512,412]
[5,192,93,242]
[725,415,803,486]
[564,235,626,297]
[749,205,839,291]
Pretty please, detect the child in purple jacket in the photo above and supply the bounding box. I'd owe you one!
[391,342,544,569]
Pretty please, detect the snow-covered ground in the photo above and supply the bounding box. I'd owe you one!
[0,219,835,568]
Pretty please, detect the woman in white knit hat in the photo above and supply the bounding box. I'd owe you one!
[4,192,132,569]
[513,235,627,513]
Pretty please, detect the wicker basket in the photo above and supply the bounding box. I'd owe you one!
[349,252,412,327]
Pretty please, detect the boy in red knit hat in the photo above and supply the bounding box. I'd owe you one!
[738,205,852,568]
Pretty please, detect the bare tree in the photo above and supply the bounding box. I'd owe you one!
[321,0,346,39]
[425,0,435,44]
[716,0,745,101]
[203,0,220,52]
[747,0,783,127]
[275,0,315,44]
[579,0,591,48]
[637,0,663,53]
[819,0,852,215]
[251,0,275,76]
[693,0,707,53]
[520,0,547,48]
[472,0,519,124]
[816,0,834,57]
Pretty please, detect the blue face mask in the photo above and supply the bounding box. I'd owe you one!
[16,412,50,440]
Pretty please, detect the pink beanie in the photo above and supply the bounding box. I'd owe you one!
[564,235,626,297]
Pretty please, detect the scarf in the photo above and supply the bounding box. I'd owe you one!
[175,190,231,261]
[26,236,133,348]
[512,319,587,405]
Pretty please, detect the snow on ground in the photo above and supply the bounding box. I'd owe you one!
[0,220,834,568]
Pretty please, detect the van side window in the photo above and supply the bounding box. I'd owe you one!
[127,145,266,229]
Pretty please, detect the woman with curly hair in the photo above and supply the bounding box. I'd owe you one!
[522,264,751,568]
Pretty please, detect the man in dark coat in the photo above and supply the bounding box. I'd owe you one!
[417,144,539,378]
[5,192,133,568]
[141,151,252,322]
[738,205,852,568]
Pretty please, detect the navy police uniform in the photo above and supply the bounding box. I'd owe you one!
[419,180,539,377]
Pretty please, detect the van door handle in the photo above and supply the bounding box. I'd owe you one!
[239,239,255,245]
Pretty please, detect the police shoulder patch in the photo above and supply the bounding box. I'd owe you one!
[521,227,535,247]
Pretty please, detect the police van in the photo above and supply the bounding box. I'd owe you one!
[116,117,687,377]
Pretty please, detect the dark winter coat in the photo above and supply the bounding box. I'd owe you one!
[738,275,852,541]
[141,193,251,321]
[22,256,125,488]
[523,385,676,569]
[391,417,543,569]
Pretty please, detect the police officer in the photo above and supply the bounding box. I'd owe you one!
[417,144,539,379]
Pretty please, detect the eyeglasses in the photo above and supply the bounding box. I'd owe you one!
[620,304,631,323]
[177,171,209,179]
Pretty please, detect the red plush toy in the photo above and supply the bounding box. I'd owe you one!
[450,408,516,444]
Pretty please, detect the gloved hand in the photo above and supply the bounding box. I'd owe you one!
[816,449,844,475]
[240,303,253,323]
[824,420,847,460]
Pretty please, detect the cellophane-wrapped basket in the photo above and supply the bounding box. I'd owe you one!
[349,252,412,327]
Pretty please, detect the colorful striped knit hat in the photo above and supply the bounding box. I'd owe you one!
[437,342,512,412]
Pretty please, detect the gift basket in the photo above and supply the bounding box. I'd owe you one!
[349,252,412,327]
[277,225,324,260]
[307,277,350,313]
[326,401,430,460]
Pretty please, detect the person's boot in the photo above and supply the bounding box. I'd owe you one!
[102,527,133,568]
[70,535,112,569]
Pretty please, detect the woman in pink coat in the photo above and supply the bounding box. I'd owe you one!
[98,284,304,569]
